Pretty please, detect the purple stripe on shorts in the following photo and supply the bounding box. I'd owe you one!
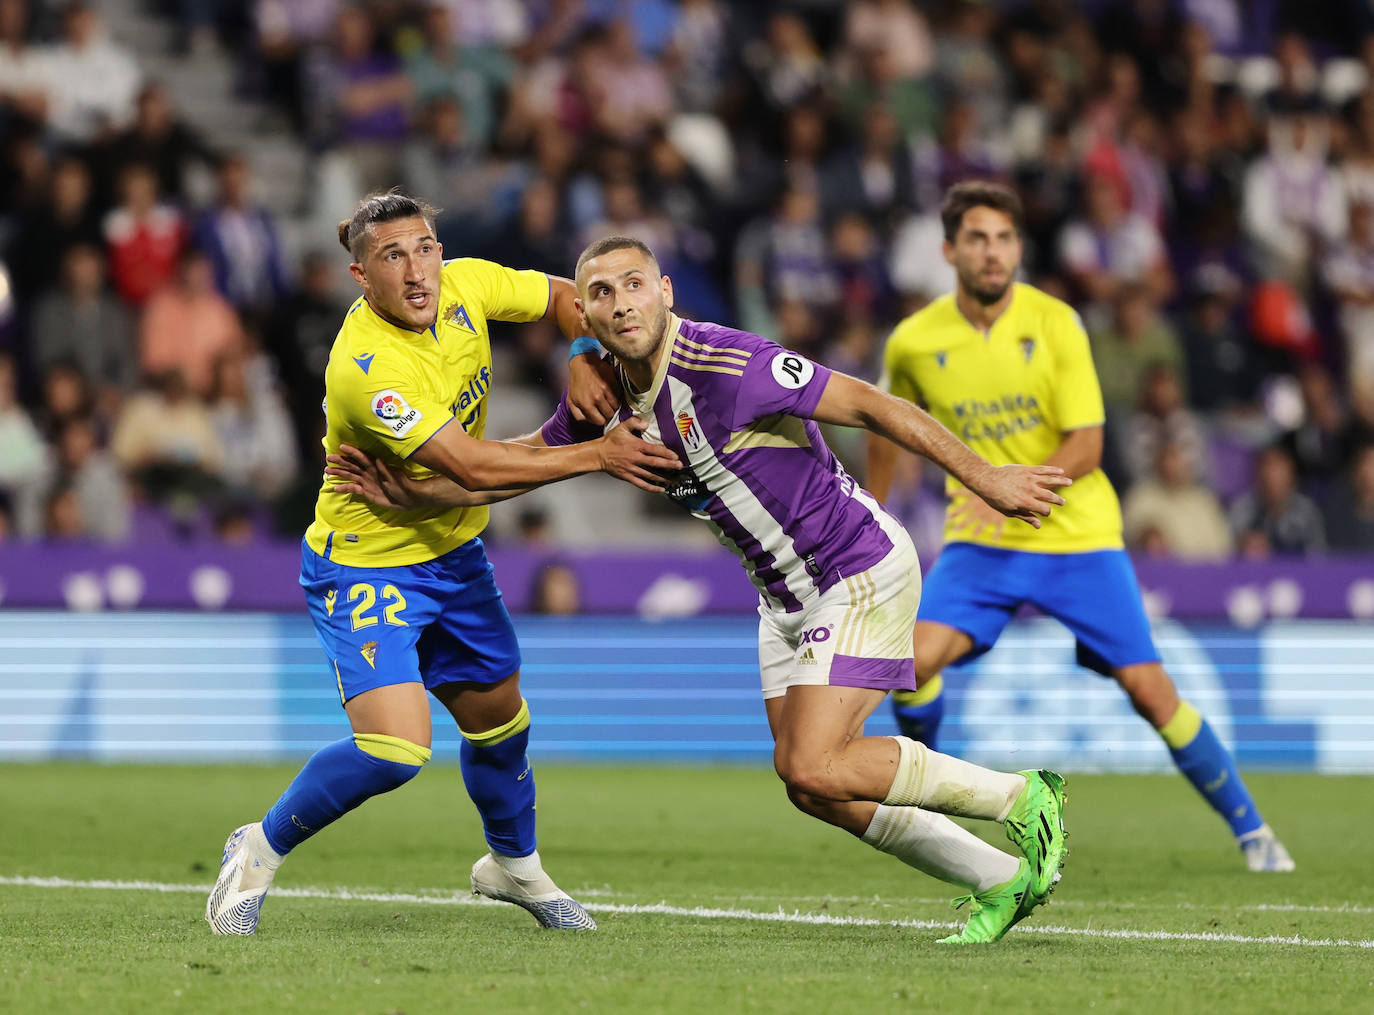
[828,654,916,692]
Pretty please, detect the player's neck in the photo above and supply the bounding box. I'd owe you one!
[619,330,668,394]
[955,285,1015,334]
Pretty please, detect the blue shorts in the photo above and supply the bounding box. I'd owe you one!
[917,544,1160,676]
[300,537,522,705]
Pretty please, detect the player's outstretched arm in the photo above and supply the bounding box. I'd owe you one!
[326,441,539,510]
[411,415,678,493]
[811,371,1072,527]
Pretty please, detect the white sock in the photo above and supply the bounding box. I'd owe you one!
[493,849,543,880]
[862,804,1020,892]
[883,736,1027,821]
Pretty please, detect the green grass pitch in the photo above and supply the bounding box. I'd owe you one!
[2,763,1370,1014]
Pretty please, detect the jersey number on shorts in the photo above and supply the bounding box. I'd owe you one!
[347,583,409,630]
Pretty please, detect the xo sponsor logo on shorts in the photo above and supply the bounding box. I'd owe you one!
[800,624,833,645]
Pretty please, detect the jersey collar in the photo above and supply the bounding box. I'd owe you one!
[622,313,681,415]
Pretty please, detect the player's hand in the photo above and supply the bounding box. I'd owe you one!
[597,415,681,492]
[326,443,421,510]
[969,465,1072,530]
[568,352,621,425]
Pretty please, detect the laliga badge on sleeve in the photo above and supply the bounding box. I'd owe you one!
[373,390,424,437]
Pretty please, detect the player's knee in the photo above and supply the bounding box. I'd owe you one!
[773,747,843,801]
[352,732,432,784]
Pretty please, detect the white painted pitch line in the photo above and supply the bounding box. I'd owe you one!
[3,875,1371,949]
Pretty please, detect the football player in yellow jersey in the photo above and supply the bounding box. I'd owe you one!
[868,182,1293,873]
[206,192,680,936]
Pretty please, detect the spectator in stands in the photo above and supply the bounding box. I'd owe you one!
[1122,440,1232,562]
[734,103,829,217]
[110,367,225,514]
[208,348,298,501]
[530,560,582,615]
[592,19,673,145]
[1229,444,1327,556]
[1324,443,1374,551]
[96,82,221,209]
[29,244,137,410]
[1281,363,1368,506]
[192,154,290,319]
[265,251,344,461]
[1126,364,1209,485]
[889,205,956,309]
[254,0,340,134]
[306,5,412,188]
[41,2,141,143]
[0,0,50,129]
[0,352,47,537]
[933,1,1007,133]
[139,247,244,398]
[1179,282,1266,417]
[1059,172,1174,308]
[1091,284,1186,416]
[4,156,102,305]
[1322,199,1374,405]
[824,103,918,222]
[104,163,187,308]
[1242,114,1346,287]
[739,11,827,135]
[483,176,570,277]
[404,2,513,149]
[667,0,730,113]
[41,482,83,542]
[734,186,838,337]
[830,213,897,325]
[49,414,130,543]
[37,362,91,438]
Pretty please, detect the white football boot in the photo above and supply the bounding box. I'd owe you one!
[1239,824,1296,873]
[470,853,597,929]
[206,823,284,934]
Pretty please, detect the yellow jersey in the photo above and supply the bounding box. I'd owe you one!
[880,283,1122,553]
[304,257,550,567]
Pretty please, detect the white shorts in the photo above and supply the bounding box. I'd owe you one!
[757,528,921,700]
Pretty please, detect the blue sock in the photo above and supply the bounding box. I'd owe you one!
[460,698,537,857]
[890,675,945,750]
[1159,701,1263,838]
[261,734,430,855]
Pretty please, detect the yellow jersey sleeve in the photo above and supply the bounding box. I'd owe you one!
[881,319,924,405]
[334,348,451,459]
[1049,307,1105,432]
[445,258,550,323]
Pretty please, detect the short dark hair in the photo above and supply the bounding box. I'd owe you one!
[337,190,440,261]
[574,235,659,283]
[940,181,1024,243]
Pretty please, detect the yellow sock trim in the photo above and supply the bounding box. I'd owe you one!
[893,673,943,708]
[1157,700,1203,750]
[460,698,531,748]
[354,733,432,767]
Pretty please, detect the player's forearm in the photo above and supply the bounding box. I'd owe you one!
[864,431,900,503]
[1045,427,1103,480]
[408,475,531,508]
[414,428,602,491]
[868,398,993,494]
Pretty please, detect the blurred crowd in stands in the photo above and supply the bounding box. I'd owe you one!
[3,0,1374,562]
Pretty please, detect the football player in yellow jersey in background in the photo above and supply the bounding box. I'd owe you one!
[868,181,1294,873]
[207,192,679,935]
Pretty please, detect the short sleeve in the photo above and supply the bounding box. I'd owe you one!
[540,391,604,447]
[1051,307,1106,431]
[728,340,833,430]
[445,258,549,323]
[880,323,922,405]
[341,355,452,458]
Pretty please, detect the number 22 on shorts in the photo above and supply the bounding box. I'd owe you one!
[347,583,408,630]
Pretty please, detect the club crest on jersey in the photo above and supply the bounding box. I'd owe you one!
[676,410,702,451]
[935,350,948,369]
[1020,336,1036,363]
[373,390,423,436]
[360,641,379,669]
[445,303,476,332]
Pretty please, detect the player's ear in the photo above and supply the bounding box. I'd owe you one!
[349,261,367,288]
[942,240,956,267]
[661,274,674,310]
[573,296,590,331]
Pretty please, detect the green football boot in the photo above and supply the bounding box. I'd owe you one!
[1003,769,1068,900]
[936,858,1041,944]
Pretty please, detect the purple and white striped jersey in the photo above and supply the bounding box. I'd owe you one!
[541,315,898,612]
